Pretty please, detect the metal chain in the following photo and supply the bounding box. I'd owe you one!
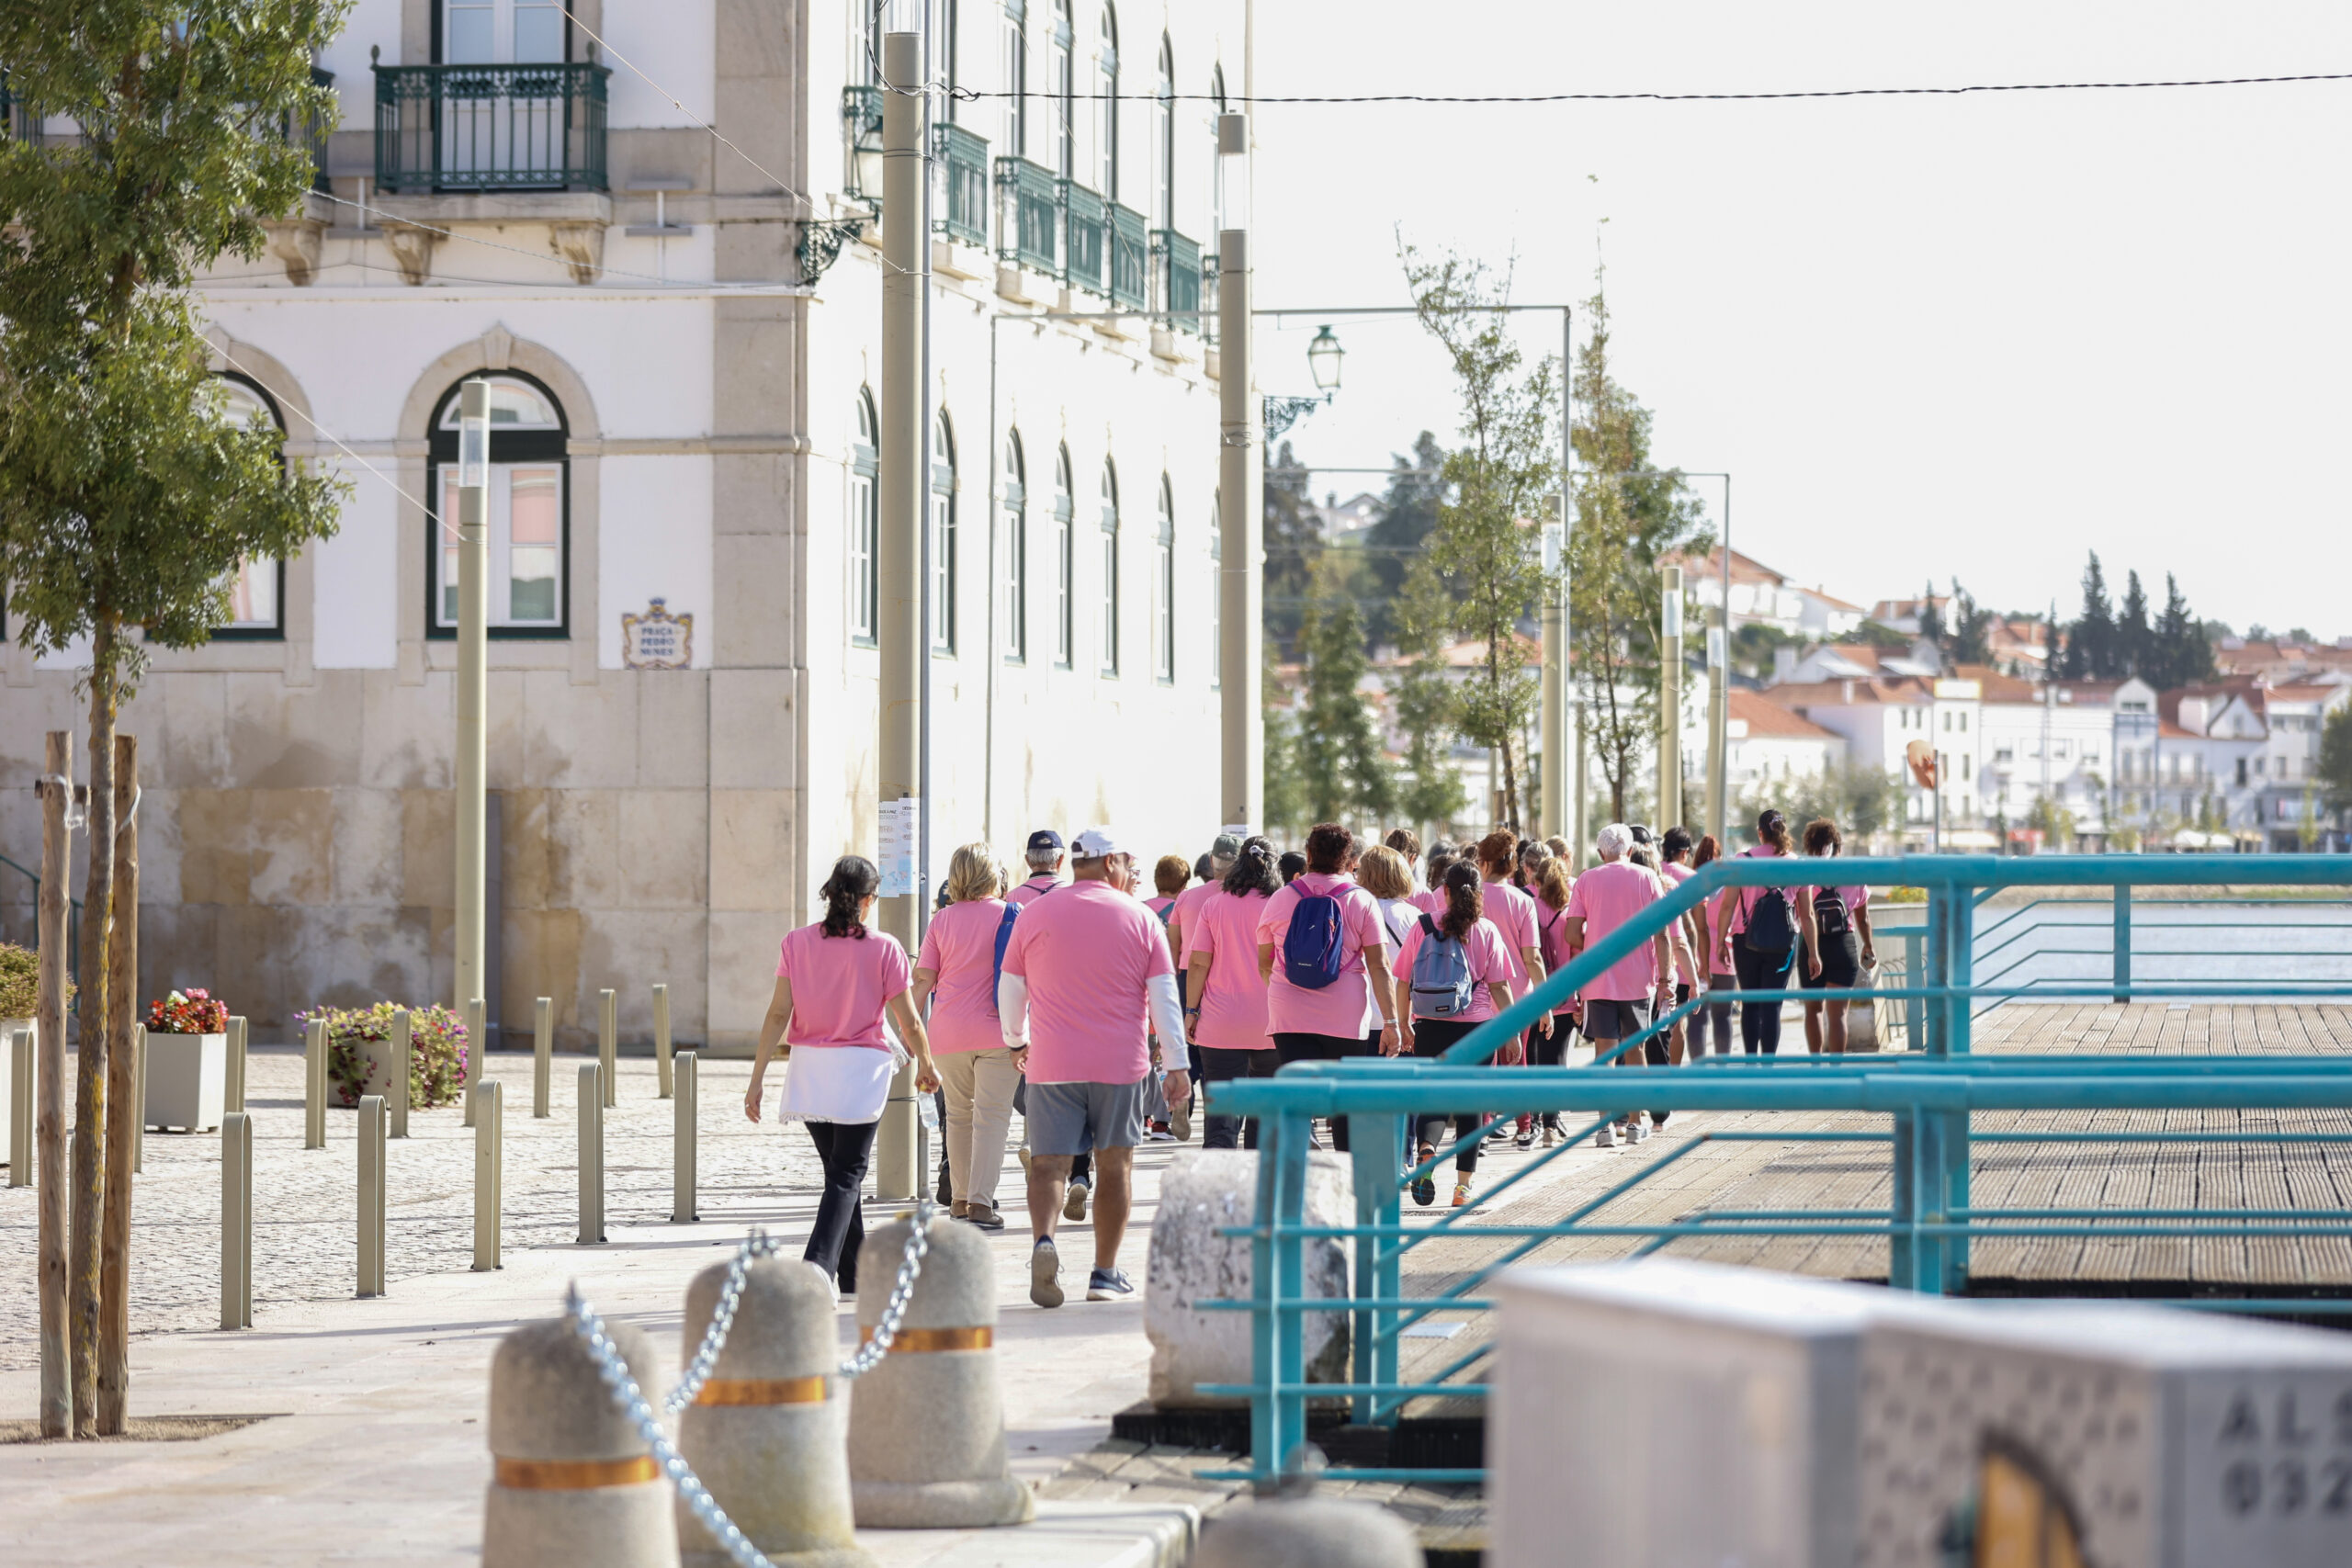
[662,1228,786,1415]
[836,1196,937,1378]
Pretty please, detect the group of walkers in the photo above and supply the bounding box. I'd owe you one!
[741,806,1877,1308]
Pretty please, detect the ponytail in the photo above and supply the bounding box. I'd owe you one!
[820,854,879,939]
[1439,862,1483,942]
[1536,855,1573,913]
[1756,809,1795,857]
[1221,835,1282,898]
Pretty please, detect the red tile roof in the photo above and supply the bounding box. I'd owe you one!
[1756,676,1936,708]
[1731,688,1840,739]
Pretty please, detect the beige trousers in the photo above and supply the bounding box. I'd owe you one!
[937,1047,1021,1208]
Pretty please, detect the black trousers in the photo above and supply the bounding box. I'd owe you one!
[1272,1031,1374,1152]
[1198,1044,1279,1150]
[1734,940,1796,1055]
[805,1119,879,1287]
[1409,1017,1485,1173]
[1526,1017,1574,1130]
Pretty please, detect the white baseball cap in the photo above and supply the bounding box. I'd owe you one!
[1070,826,1125,858]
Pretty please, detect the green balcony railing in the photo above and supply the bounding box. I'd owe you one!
[1151,228,1200,329]
[933,121,989,245]
[290,65,334,194]
[1061,179,1106,294]
[995,154,1058,274]
[1109,202,1148,310]
[372,62,611,193]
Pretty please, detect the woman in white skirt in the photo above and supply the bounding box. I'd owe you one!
[745,854,940,1292]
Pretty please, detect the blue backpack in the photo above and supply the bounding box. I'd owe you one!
[989,902,1022,1012]
[1280,888,1348,989]
[1408,914,1476,1018]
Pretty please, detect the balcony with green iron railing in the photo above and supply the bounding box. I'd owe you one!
[933,121,989,246]
[1060,178,1107,295]
[995,155,1059,276]
[291,65,334,195]
[372,59,611,193]
[1109,203,1148,310]
[1150,228,1201,330]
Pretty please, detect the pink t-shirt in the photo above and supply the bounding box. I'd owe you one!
[1184,887,1273,1050]
[1406,887,1446,919]
[1660,862,1697,984]
[913,897,1010,1055]
[1535,903,1577,1018]
[1257,873,1387,1038]
[1480,880,1543,998]
[1565,861,1668,1003]
[1395,912,1513,1023]
[1808,883,1869,918]
[1724,845,1788,935]
[775,923,912,1051]
[1007,874,1062,908]
[1146,896,1176,919]
[1169,878,1220,943]
[1000,878,1175,1083]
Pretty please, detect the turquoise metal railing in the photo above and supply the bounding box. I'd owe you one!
[372,62,611,193]
[1108,203,1148,309]
[933,121,989,245]
[1060,178,1106,294]
[995,155,1057,274]
[1205,853,2352,1487]
[1151,228,1200,328]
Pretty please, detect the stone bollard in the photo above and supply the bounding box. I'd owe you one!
[473,1080,503,1271]
[533,997,553,1119]
[482,1317,679,1568]
[675,1258,875,1568]
[654,983,673,1100]
[224,1015,248,1114]
[390,1009,413,1138]
[8,1023,33,1188]
[846,1213,1035,1528]
[598,988,617,1109]
[465,997,486,1127]
[578,1063,605,1244]
[673,1051,699,1224]
[220,1111,253,1328]
[304,1016,328,1149]
[358,1093,387,1297]
[1195,1499,1420,1568]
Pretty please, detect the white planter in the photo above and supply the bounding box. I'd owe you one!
[3,1018,31,1176]
[145,1031,227,1134]
[350,1035,410,1110]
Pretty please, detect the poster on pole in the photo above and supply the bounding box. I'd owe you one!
[878,796,919,898]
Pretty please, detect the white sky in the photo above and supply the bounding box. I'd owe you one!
[1250,1,2352,637]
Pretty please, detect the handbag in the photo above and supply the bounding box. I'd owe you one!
[1847,959,1883,1053]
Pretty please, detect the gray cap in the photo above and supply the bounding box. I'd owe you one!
[1211,833,1243,859]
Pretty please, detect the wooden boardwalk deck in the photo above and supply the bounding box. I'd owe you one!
[1387,1003,2352,1415]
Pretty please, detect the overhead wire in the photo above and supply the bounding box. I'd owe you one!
[947,70,2352,105]
[209,343,453,542]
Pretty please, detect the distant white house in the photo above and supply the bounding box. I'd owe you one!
[1676,547,1866,640]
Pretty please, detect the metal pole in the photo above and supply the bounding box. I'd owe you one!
[577,1063,605,1245]
[1218,210,1262,829]
[1659,566,1683,828]
[596,987,616,1110]
[531,996,551,1119]
[1706,625,1728,851]
[455,379,491,1025]
[673,1050,699,1224]
[472,1080,501,1270]
[389,1010,412,1139]
[6,1025,30,1189]
[463,996,486,1125]
[1559,305,1577,848]
[36,732,70,1438]
[875,28,925,1202]
[303,1016,327,1150]
[357,1094,385,1297]
[1540,524,1565,840]
[219,1111,252,1329]
[1571,700,1589,872]
[652,982,673,1099]
[1713,478,1732,851]
[224,1014,247,1115]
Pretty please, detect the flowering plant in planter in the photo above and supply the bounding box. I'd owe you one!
[294,1001,469,1110]
[0,941,65,1019]
[147,988,230,1034]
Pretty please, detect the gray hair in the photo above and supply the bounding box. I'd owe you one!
[1595,823,1634,862]
[1024,844,1064,871]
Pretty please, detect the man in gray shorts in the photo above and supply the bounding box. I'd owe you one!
[998,827,1191,1307]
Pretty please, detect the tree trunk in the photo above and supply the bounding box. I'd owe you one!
[70,619,118,1437]
[1499,738,1521,834]
[37,730,73,1438]
[96,734,137,1433]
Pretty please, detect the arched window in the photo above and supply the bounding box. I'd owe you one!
[1153,476,1175,682]
[932,410,957,655]
[211,376,286,638]
[1208,490,1221,690]
[1053,445,1075,668]
[1099,458,1120,677]
[1052,0,1074,178]
[849,390,878,645]
[1208,63,1227,237]
[1153,35,1174,231]
[430,373,568,637]
[1096,4,1119,197]
[1001,0,1026,157]
[1001,430,1026,663]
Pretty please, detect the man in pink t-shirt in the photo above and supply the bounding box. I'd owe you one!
[999,827,1190,1310]
[1007,828,1068,907]
[1563,824,1676,1147]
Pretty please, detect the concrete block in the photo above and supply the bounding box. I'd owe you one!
[712,536,793,667]
[503,909,584,1042]
[151,671,231,786]
[708,669,797,789]
[520,670,640,789]
[636,672,709,788]
[548,789,622,908]
[709,791,796,913]
[1197,1498,1419,1568]
[483,1316,676,1568]
[706,910,788,1053]
[500,787,556,911]
[618,791,708,909]
[1144,1149,1354,1410]
[401,787,457,909]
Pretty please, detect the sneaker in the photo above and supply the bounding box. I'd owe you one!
[1030,1238,1064,1309]
[1629,1118,1652,1145]
[1064,1179,1091,1223]
[1170,1105,1193,1142]
[1452,1180,1475,1208]
[1145,1122,1178,1143]
[1512,1127,1536,1149]
[1410,1146,1438,1208]
[1086,1267,1136,1303]
[1594,1123,1619,1150]
[1541,1125,1557,1149]
[1485,1124,1510,1144]
[808,1260,841,1307]
[963,1200,1006,1232]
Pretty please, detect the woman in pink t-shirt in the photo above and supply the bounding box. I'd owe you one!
[1708,811,1821,1055]
[1253,824,1400,1154]
[746,855,939,1292]
[1393,862,1517,1207]
[1799,818,1875,1055]
[1475,830,1552,1063]
[913,844,1019,1228]
[1185,838,1280,1150]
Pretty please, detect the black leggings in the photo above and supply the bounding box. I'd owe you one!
[1273,1031,1373,1152]
[805,1119,879,1287]
[1734,941,1796,1055]
[1198,1044,1278,1150]
[1526,1019,1572,1131]
[1696,974,1736,1056]
[1410,1017,1486,1173]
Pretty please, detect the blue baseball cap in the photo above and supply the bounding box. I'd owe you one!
[1025,829,1064,855]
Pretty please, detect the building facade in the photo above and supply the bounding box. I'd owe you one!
[0,0,1248,1049]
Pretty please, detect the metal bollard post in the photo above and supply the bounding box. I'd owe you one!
[463,996,485,1127]
[131,1022,146,1175]
[672,1050,698,1223]
[472,1080,502,1271]
[10,1024,35,1188]
[653,981,673,1100]
[358,1094,386,1297]
[2112,882,2132,1004]
[531,996,552,1119]
[597,987,616,1109]
[389,1009,413,1138]
[220,1111,253,1328]
[224,1014,248,1114]
[577,1063,605,1244]
[304,1016,328,1149]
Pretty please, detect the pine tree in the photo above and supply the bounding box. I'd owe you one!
[2150,573,2213,690]
[1295,566,1396,827]
[1261,646,1309,840]
[2062,553,2115,680]
[1390,568,1469,836]
[1362,433,1447,649]
[1917,581,1946,649]
[2321,705,2352,818]
[1263,439,1321,659]
[1949,579,1992,665]
[2116,570,2152,679]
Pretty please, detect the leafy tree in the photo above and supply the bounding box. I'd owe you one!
[0,3,350,1437]
[2116,570,2152,679]
[1730,621,1804,680]
[1735,761,1905,851]
[1561,287,1708,823]
[1262,440,1321,659]
[1399,243,1565,831]
[1388,569,1468,837]
[2027,794,2078,852]
[2321,705,2352,818]
[1916,581,1946,649]
[2061,552,2116,680]
[1360,433,1447,649]
[1261,646,1309,841]
[1851,619,1913,652]
[1294,564,1395,827]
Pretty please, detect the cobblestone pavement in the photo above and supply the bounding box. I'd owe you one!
[0,1047,827,1371]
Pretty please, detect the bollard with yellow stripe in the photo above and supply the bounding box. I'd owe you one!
[677,1256,874,1568]
[847,1213,1035,1528]
[483,1317,679,1568]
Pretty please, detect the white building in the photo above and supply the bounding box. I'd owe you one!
[1759,675,1985,843]
[1969,670,2125,843]
[0,1,1248,1049]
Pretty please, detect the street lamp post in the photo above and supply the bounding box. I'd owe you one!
[454,379,490,1063]
[1216,115,1261,835]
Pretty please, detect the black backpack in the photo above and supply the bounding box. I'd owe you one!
[1744,887,1796,954]
[1813,886,1850,942]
